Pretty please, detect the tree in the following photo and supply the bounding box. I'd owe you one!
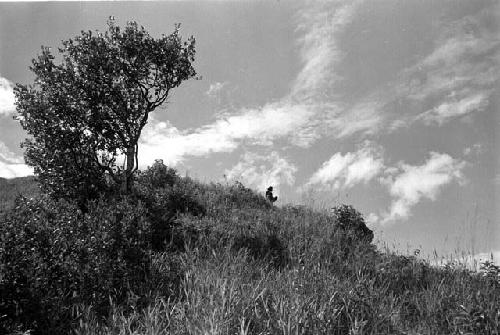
[14,18,196,204]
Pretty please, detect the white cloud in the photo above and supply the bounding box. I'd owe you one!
[139,1,366,165]
[139,102,315,166]
[0,161,33,179]
[0,76,16,116]
[292,0,361,101]
[306,144,384,190]
[0,142,33,178]
[0,142,23,164]
[418,92,489,126]
[404,6,499,125]
[328,101,383,139]
[379,152,466,224]
[288,0,385,141]
[224,151,297,196]
[345,3,500,133]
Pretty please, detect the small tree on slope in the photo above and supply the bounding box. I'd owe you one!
[14,18,196,204]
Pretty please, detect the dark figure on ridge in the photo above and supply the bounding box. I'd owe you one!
[266,186,278,204]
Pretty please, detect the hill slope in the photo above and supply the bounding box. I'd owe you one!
[0,164,499,334]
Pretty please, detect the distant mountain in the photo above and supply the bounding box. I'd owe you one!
[0,176,40,212]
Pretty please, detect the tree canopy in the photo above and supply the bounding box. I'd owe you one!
[15,18,196,204]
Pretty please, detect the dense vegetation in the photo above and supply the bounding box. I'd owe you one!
[0,161,499,335]
[14,19,196,204]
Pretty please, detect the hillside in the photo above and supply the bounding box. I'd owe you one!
[0,163,499,335]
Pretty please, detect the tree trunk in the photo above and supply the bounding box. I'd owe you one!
[123,145,135,193]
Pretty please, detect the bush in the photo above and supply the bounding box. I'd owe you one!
[203,181,272,214]
[137,159,179,189]
[136,161,206,251]
[0,195,151,334]
[331,204,374,244]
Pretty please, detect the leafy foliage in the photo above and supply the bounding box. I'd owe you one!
[14,19,197,203]
[0,195,151,334]
[331,204,374,244]
[1,174,499,334]
[135,160,206,251]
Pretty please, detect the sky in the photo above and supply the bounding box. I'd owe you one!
[0,0,499,263]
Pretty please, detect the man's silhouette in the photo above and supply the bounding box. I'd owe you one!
[266,186,278,204]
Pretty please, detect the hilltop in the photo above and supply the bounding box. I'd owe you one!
[0,162,499,334]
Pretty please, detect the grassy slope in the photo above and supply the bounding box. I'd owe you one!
[1,176,499,334]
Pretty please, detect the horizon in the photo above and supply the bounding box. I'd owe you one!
[0,1,498,262]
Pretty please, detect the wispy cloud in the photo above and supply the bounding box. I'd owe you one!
[403,8,500,126]
[292,0,361,101]
[224,151,297,195]
[0,142,23,164]
[0,76,16,116]
[139,0,498,169]
[417,92,490,126]
[306,143,384,190]
[139,102,314,166]
[378,152,466,224]
[0,142,33,178]
[328,101,383,139]
[139,1,363,166]
[350,2,500,133]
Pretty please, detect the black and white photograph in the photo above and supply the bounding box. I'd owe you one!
[0,1,499,334]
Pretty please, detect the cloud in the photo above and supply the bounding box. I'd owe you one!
[292,0,361,101]
[418,92,490,126]
[224,151,297,195]
[328,101,383,139]
[0,161,33,179]
[306,144,384,190]
[139,1,365,165]
[0,76,16,116]
[139,102,314,166]
[0,142,23,164]
[379,152,466,224]
[346,2,500,133]
[405,6,499,124]
[288,0,386,141]
[0,142,33,178]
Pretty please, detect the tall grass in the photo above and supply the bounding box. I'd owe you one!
[1,167,499,334]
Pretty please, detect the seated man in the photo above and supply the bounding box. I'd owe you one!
[266,186,278,204]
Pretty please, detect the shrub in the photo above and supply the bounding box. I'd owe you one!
[136,161,206,251]
[137,159,179,189]
[203,181,272,214]
[0,195,151,334]
[331,204,374,244]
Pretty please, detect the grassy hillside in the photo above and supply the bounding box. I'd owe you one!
[0,163,499,335]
